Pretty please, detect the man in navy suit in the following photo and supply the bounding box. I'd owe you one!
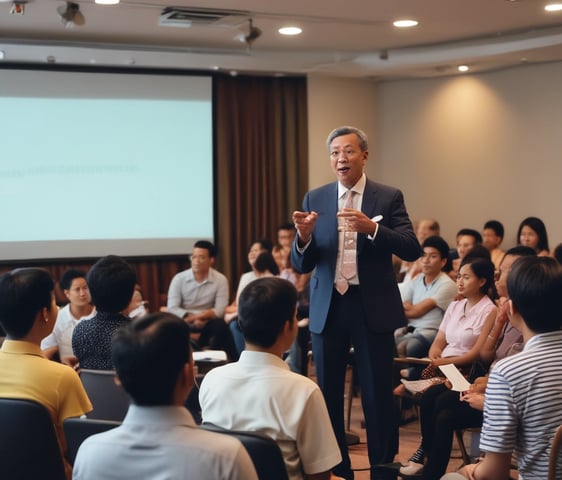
[291,126,420,480]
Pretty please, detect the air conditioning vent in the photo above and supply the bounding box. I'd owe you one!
[159,7,249,28]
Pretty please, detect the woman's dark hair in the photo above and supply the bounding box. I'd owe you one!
[517,216,549,253]
[459,256,497,299]
[254,251,280,276]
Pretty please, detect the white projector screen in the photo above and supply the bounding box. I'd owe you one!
[0,68,214,261]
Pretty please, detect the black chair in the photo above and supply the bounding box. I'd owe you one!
[0,398,67,479]
[63,417,121,465]
[201,423,289,480]
[80,369,130,421]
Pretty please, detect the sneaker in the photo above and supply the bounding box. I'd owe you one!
[399,446,425,476]
[399,460,424,476]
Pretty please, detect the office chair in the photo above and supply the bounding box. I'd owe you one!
[80,369,130,421]
[201,423,289,480]
[0,398,67,480]
[63,417,121,465]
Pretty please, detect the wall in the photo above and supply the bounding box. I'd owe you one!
[377,62,562,250]
[306,63,562,251]
[307,75,378,191]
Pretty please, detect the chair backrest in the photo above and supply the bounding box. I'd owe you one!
[548,424,562,480]
[201,423,289,480]
[63,417,121,465]
[0,398,67,480]
[80,369,130,421]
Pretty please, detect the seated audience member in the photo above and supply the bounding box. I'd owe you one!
[400,257,497,477]
[444,256,562,480]
[398,218,440,284]
[166,240,236,360]
[72,255,136,370]
[224,238,273,323]
[200,277,342,480]
[407,246,535,480]
[482,220,505,269]
[229,250,280,357]
[449,228,483,280]
[274,243,298,284]
[73,312,257,480]
[122,284,148,320]
[517,215,550,256]
[0,268,92,478]
[395,236,457,379]
[41,269,96,367]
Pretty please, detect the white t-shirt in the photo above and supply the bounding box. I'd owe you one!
[200,350,342,479]
[41,304,96,358]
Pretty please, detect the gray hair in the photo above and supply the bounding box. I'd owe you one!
[326,126,368,152]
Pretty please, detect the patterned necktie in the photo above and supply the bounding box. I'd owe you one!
[336,190,357,295]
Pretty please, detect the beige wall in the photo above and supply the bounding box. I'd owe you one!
[377,62,562,250]
[306,75,378,191]
[307,63,562,251]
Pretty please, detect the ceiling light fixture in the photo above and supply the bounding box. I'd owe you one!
[393,19,418,28]
[95,0,120,5]
[458,65,469,72]
[279,26,302,36]
[545,3,562,11]
[0,50,4,60]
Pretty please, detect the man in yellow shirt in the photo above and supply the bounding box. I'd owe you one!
[0,268,92,478]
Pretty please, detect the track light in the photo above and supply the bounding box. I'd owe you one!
[236,18,262,48]
[57,2,85,27]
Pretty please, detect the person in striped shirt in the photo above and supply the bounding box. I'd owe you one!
[452,256,562,480]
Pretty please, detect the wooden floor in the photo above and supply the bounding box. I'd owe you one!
[307,362,472,479]
[346,386,472,479]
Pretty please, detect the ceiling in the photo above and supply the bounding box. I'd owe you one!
[2,0,562,79]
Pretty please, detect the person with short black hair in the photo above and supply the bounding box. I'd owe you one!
[166,240,236,359]
[0,268,92,478]
[41,269,96,366]
[396,235,457,378]
[73,312,257,480]
[200,277,342,480]
[482,220,505,269]
[72,255,136,370]
[449,228,484,280]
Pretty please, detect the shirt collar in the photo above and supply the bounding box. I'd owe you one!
[0,339,45,358]
[238,350,290,370]
[338,173,366,199]
[123,404,198,427]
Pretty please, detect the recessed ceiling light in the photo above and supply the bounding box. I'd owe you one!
[458,65,469,72]
[393,19,418,28]
[95,0,120,4]
[279,27,302,36]
[545,3,562,11]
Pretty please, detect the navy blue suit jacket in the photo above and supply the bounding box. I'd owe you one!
[291,178,420,335]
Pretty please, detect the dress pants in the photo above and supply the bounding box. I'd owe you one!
[312,286,398,480]
[419,386,483,480]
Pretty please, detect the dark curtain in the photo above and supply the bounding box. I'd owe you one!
[214,74,308,293]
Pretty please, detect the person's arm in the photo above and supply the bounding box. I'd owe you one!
[166,274,188,319]
[404,298,437,319]
[479,300,509,366]
[428,331,447,361]
[462,452,512,480]
[42,345,59,360]
[432,309,496,368]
